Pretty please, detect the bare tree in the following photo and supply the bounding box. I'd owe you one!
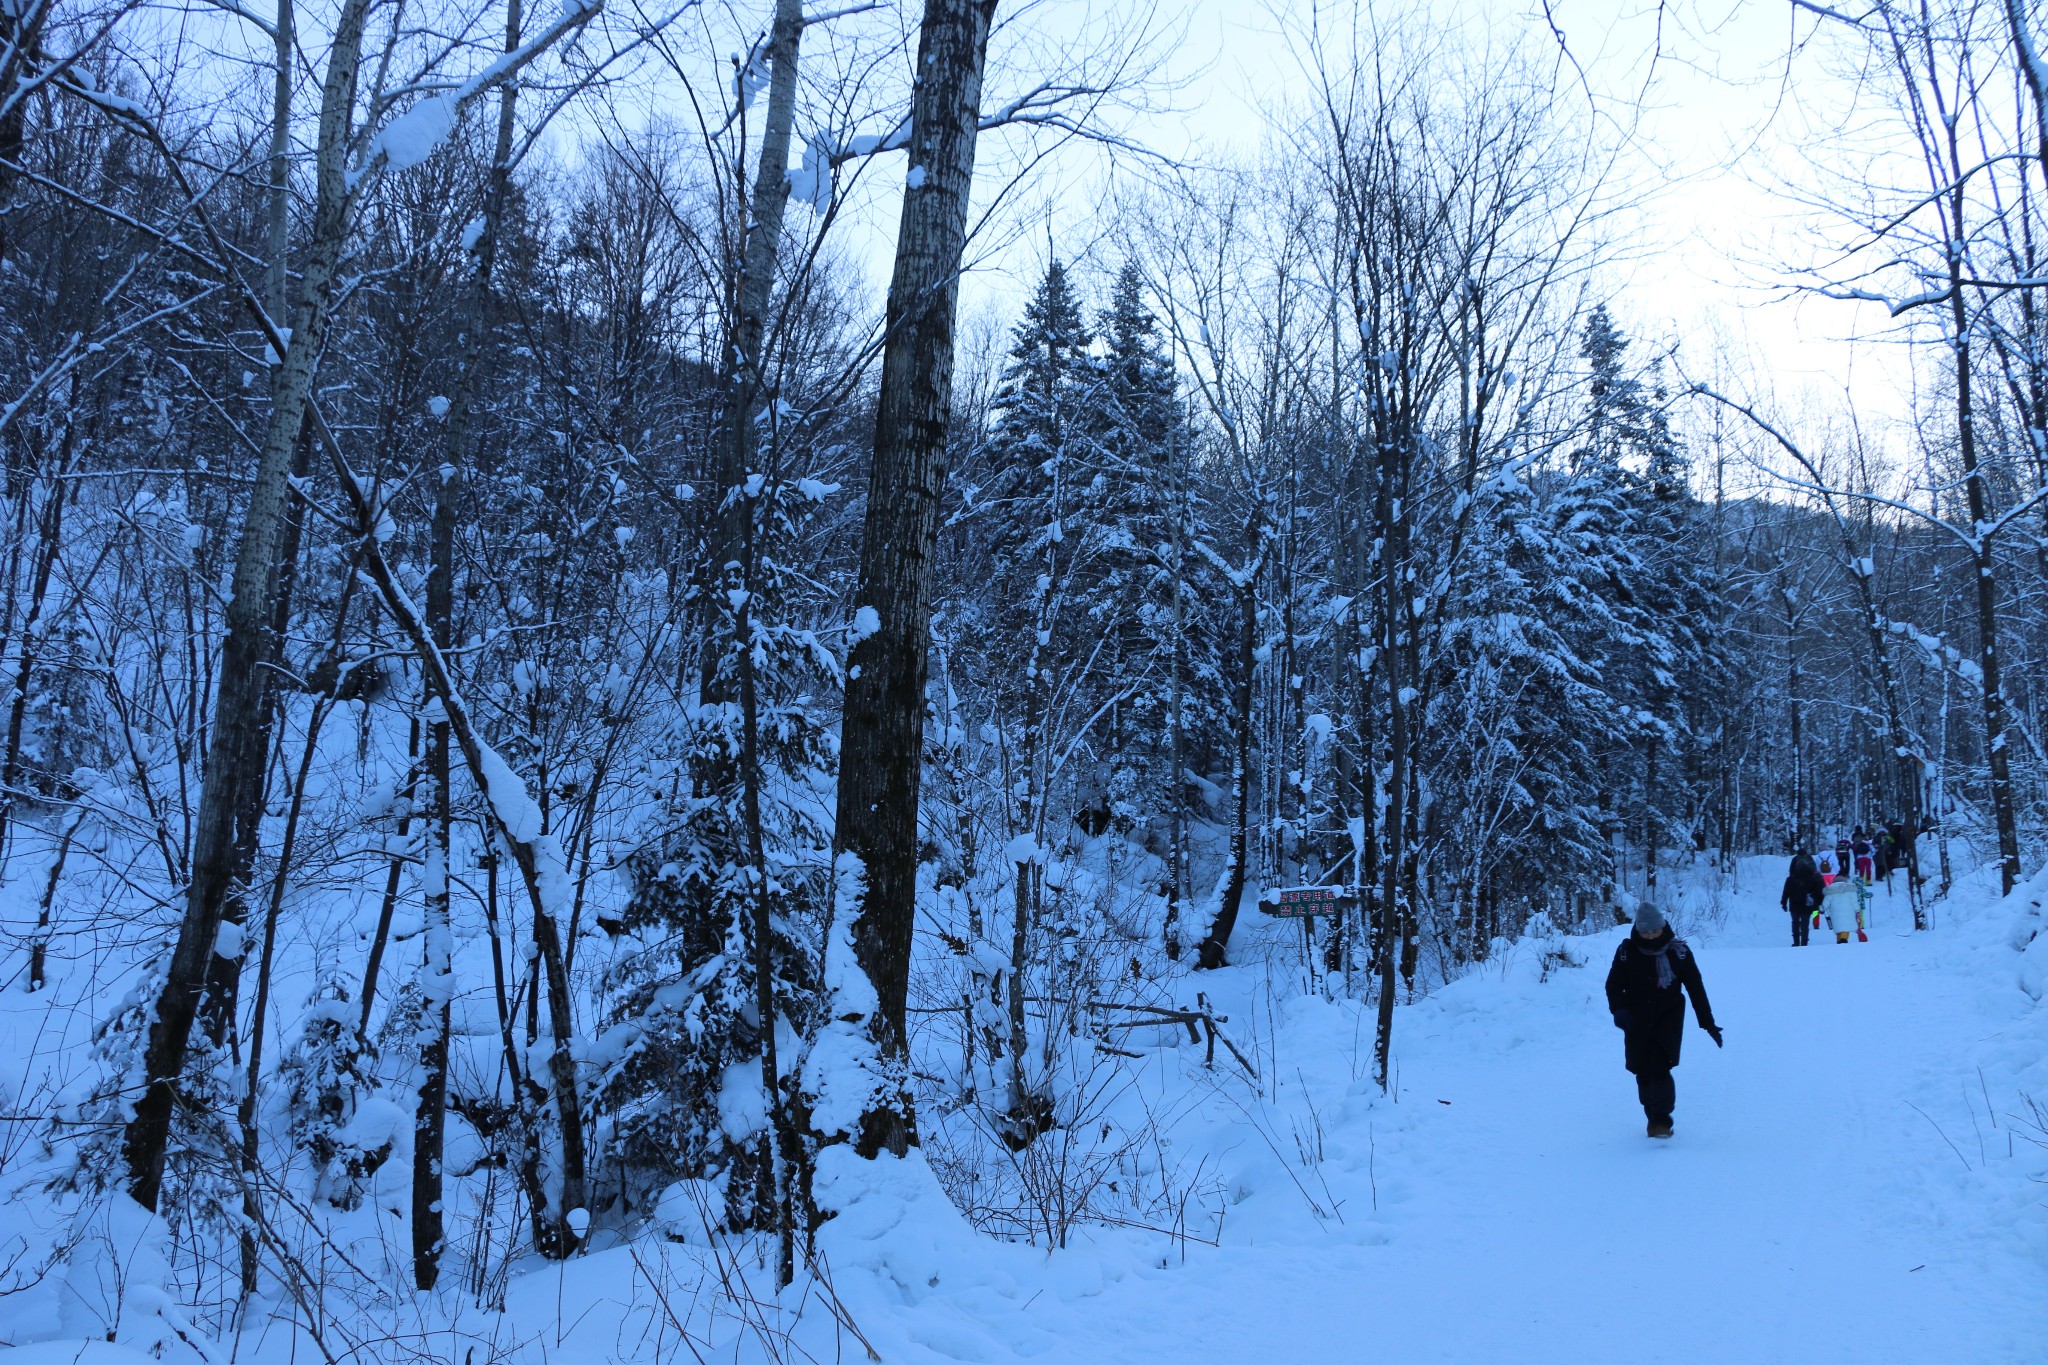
[108,0,602,1216]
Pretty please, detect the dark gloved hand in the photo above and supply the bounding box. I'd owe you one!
[1612,1010,1631,1031]
[1705,1024,1724,1048]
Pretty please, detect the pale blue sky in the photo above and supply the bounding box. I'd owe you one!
[941,0,1916,438]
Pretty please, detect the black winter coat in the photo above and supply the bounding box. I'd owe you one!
[1781,862,1825,915]
[1604,929,1717,1075]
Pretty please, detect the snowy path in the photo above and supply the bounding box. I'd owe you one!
[888,868,2047,1365]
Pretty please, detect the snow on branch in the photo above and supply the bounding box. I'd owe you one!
[1815,284,1953,317]
[348,0,608,191]
[2010,0,2048,122]
[787,71,1167,215]
[0,0,136,129]
[310,410,576,923]
[188,0,278,40]
[799,2,880,26]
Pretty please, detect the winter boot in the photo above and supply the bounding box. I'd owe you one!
[1836,931,1850,944]
[1647,1119,1674,1139]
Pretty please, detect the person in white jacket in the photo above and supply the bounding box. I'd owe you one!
[1822,875,1863,943]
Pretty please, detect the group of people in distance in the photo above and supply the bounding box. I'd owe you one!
[1778,822,1914,947]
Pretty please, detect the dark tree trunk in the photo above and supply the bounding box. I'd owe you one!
[346,514,589,1258]
[412,503,454,1290]
[1944,178,2023,894]
[1643,744,1659,894]
[832,0,997,1160]
[736,501,805,1283]
[413,0,522,1291]
[27,806,83,992]
[0,459,68,857]
[0,0,47,263]
[1199,567,1258,968]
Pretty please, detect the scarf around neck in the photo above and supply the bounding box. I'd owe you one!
[1637,936,1677,989]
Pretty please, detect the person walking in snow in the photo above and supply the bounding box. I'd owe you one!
[1852,827,1876,882]
[1821,872,1864,943]
[1816,845,1838,886]
[1605,904,1722,1139]
[1885,816,1916,886]
[1781,852,1824,947]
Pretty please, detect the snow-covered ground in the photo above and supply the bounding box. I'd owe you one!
[800,856,2048,1365]
[1011,863,2046,1364]
[7,855,2045,1363]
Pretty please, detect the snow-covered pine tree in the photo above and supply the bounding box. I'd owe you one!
[598,470,834,1238]
[969,258,1099,1136]
[977,258,1095,657]
[1430,460,1645,937]
[1087,262,1183,840]
[1571,304,1722,897]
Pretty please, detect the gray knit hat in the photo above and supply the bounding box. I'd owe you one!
[1633,902,1667,936]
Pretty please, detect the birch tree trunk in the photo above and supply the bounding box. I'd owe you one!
[1373,415,1410,1091]
[1942,174,2023,894]
[0,460,68,857]
[123,0,376,1212]
[706,0,804,677]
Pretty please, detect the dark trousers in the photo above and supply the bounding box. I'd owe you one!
[1624,1017,1682,1125]
[1790,908,1811,946]
[1635,1067,1675,1124]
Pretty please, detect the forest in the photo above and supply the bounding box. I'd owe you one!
[1,0,2046,1356]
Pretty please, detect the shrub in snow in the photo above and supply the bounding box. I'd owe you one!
[13,613,108,805]
[279,979,389,1210]
[60,979,161,1205]
[61,971,240,1248]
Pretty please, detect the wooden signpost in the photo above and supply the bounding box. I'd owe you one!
[1263,885,1357,917]
[1263,885,1359,985]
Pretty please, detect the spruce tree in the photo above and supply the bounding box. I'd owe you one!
[1573,302,1722,894]
[981,258,1095,639]
[1088,263,1182,829]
